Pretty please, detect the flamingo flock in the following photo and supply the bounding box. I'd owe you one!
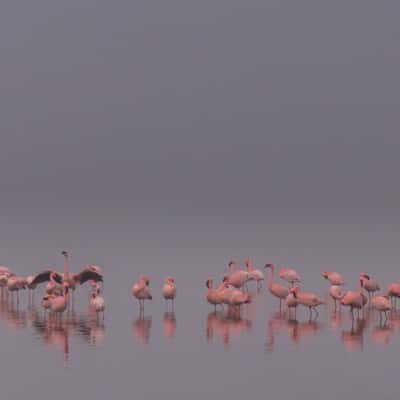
[2,253,400,330]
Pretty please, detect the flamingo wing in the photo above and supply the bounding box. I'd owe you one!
[31,270,63,285]
[74,269,103,285]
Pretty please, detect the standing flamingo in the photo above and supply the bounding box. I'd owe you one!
[227,260,249,289]
[245,258,264,290]
[162,276,176,310]
[89,284,105,320]
[341,279,367,319]
[290,286,323,319]
[264,264,290,310]
[386,282,400,308]
[360,273,380,299]
[206,279,224,311]
[132,276,152,312]
[329,285,346,310]
[371,295,392,323]
[286,291,298,319]
[49,283,69,319]
[322,271,345,286]
[279,268,301,287]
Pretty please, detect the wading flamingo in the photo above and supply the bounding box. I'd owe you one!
[206,279,224,311]
[329,285,346,310]
[132,276,152,312]
[162,276,176,309]
[290,286,323,319]
[245,258,264,290]
[49,283,69,319]
[370,295,392,323]
[360,273,380,299]
[89,284,105,320]
[279,268,301,287]
[341,279,367,319]
[227,260,249,289]
[386,282,400,308]
[322,271,345,286]
[264,264,290,310]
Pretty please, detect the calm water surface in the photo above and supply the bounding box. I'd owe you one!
[1,223,399,400]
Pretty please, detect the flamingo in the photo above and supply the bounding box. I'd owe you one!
[370,295,392,323]
[7,275,27,304]
[49,283,69,319]
[206,279,224,311]
[89,284,105,320]
[245,258,264,290]
[264,264,290,310]
[162,276,176,309]
[322,271,345,286]
[329,285,346,310]
[279,268,301,287]
[286,291,298,319]
[227,260,249,289]
[132,276,152,312]
[386,282,400,308]
[290,286,323,319]
[341,279,367,319]
[360,273,380,299]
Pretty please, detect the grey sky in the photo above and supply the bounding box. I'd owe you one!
[1,1,399,226]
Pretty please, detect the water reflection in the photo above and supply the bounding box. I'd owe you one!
[163,312,176,340]
[133,315,152,345]
[206,307,252,349]
[0,299,106,365]
[266,311,324,352]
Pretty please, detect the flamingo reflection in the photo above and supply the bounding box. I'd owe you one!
[206,308,252,349]
[163,312,176,340]
[133,315,152,345]
[266,311,323,352]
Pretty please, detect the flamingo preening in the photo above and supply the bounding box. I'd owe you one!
[227,260,249,289]
[322,271,345,286]
[132,276,152,312]
[290,286,323,320]
[279,268,301,287]
[162,276,176,310]
[245,258,264,290]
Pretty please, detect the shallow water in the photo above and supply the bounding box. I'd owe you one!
[1,224,399,400]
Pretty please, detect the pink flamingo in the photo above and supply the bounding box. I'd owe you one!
[290,286,323,319]
[245,258,264,290]
[370,295,392,323]
[227,260,249,289]
[329,285,346,310]
[206,279,224,311]
[360,273,380,299]
[322,271,345,286]
[89,283,105,320]
[286,291,298,319]
[386,282,400,307]
[132,276,152,312]
[279,267,301,287]
[264,264,290,310]
[162,276,176,309]
[341,279,367,319]
[49,283,69,319]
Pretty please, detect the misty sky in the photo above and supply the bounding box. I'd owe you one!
[1,1,399,238]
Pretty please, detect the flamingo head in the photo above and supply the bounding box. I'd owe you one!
[166,276,175,283]
[360,273,370,280]
[228,260,237,267]
[322,272,329,279]
[206,279,212,288]
[264,264,273,269]
[290,286,300,297]
[222,275,229,283]
[61,251,68,257]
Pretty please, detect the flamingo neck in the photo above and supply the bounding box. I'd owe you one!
[268,266,274,289]
[63,253,70,281]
